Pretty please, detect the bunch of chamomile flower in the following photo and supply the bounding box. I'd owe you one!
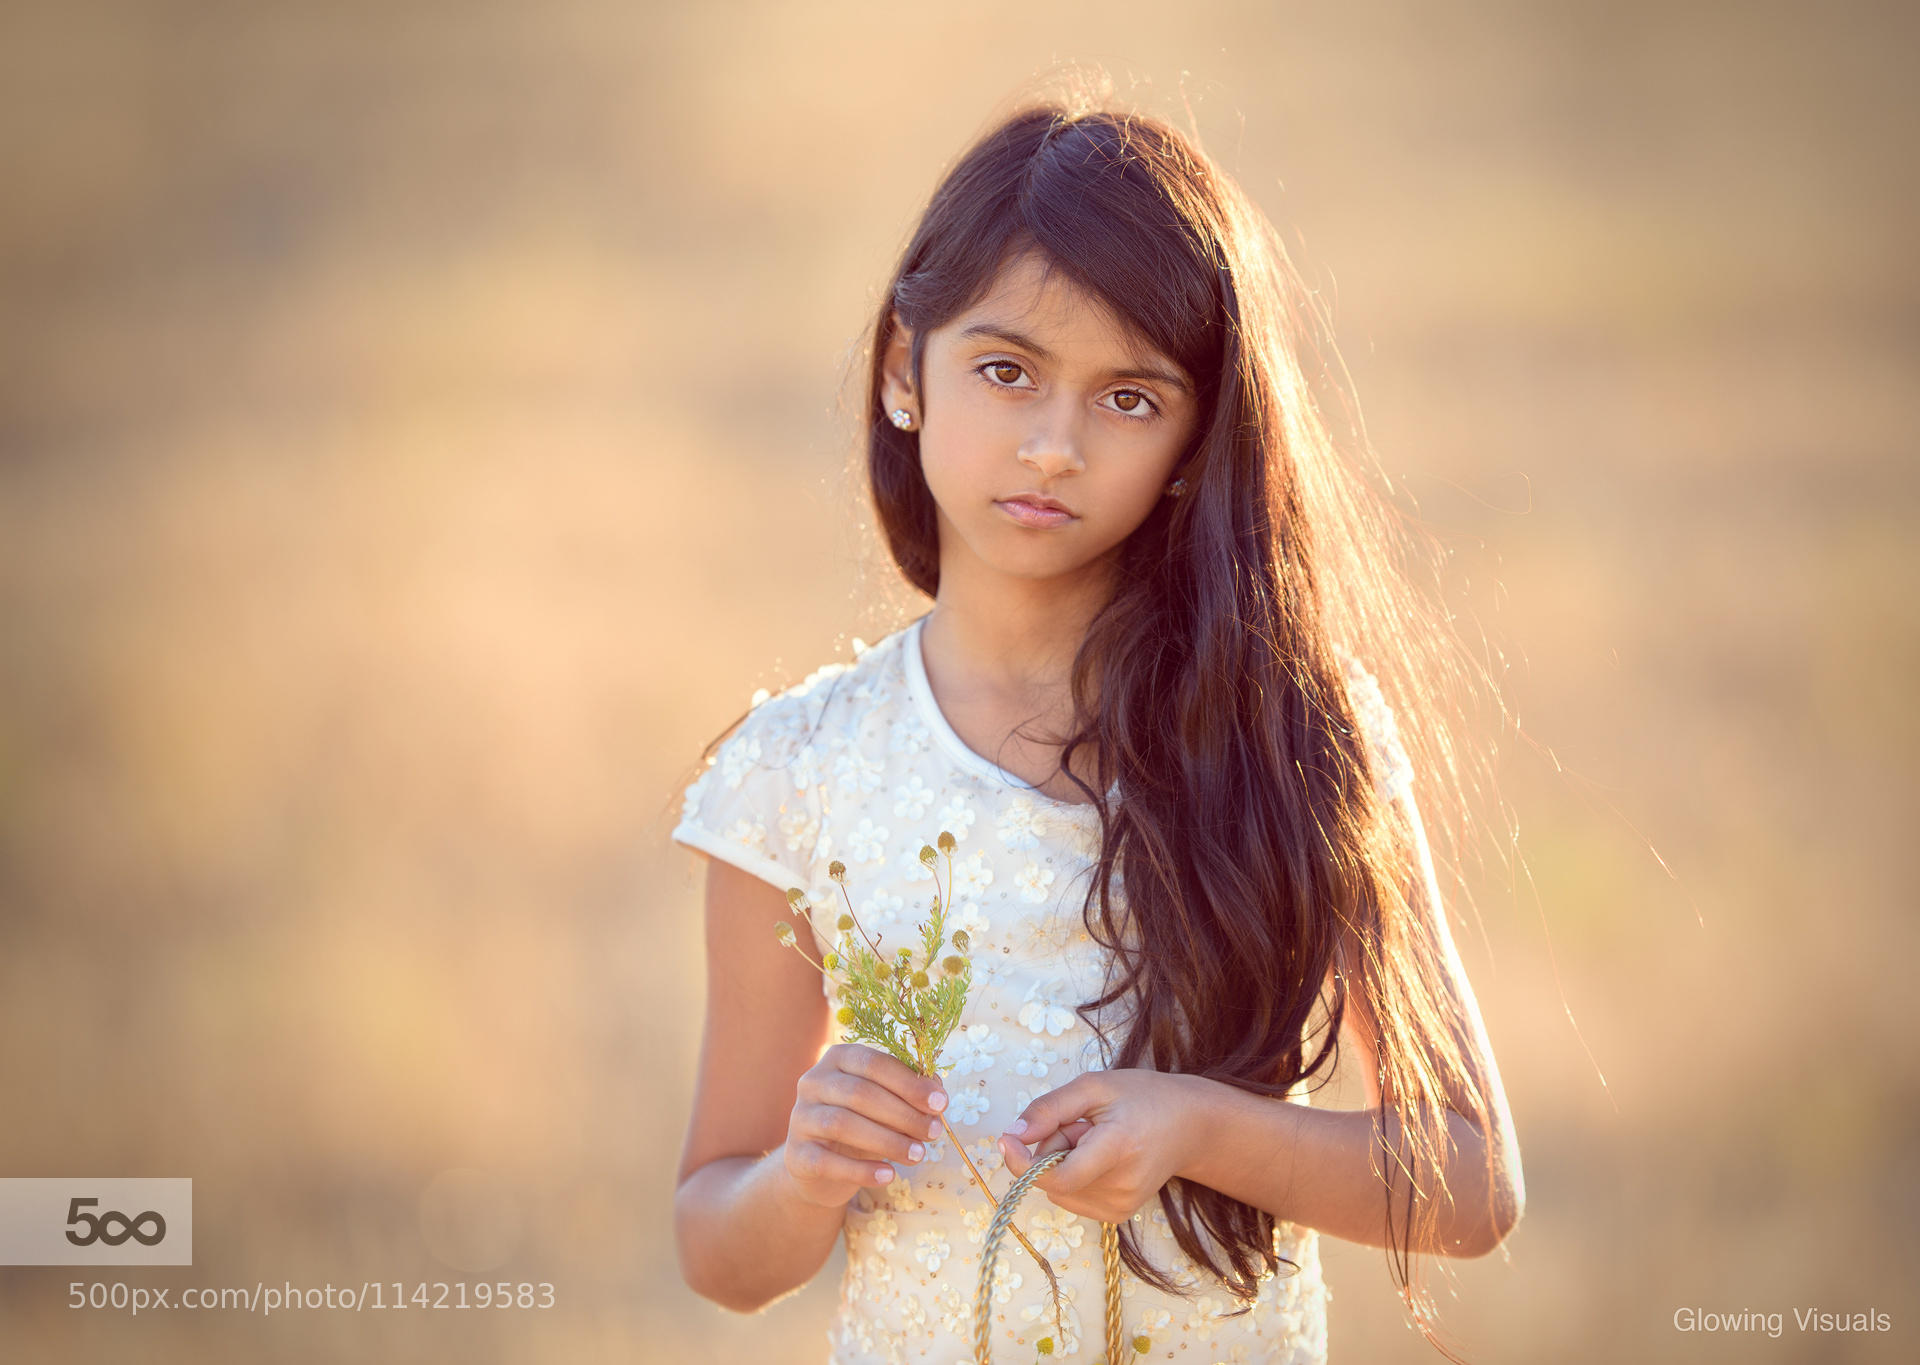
[774,831,1071,1342]
[774,831,972,1094]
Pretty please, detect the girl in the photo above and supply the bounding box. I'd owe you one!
[671,92,1524,1365]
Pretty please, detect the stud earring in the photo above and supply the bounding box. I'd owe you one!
[888,408,916,431]
[1164,477,1187,498]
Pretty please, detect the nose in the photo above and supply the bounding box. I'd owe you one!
[1016,401,1086,481]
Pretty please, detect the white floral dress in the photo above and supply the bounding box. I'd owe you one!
[673,614,1415,1364]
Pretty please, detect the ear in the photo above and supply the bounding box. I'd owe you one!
[879,309,917,414]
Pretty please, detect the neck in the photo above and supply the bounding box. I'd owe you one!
[921,571,1111,703]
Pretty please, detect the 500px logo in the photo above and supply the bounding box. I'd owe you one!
[0,1179,192,1266]
[64,1197,167,1248]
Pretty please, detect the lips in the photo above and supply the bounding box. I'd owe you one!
[999,491,1075,514]
[1004,494,1071,514]
[996,498,1076,529]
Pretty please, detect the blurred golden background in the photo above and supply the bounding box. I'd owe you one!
[1,1,1913,1361]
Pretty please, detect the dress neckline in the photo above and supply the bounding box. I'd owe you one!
[903,614,1114,814]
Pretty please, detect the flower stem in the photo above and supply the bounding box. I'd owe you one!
[940,1113,1063,1310]
[835,880,888,961]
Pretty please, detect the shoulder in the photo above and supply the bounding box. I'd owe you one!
[672,629,914,895]
[705,627,912,778]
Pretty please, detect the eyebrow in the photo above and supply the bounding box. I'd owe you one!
[956,322,1193,395]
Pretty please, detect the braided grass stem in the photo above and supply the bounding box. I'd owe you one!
[973,1148,1130,1364]
[938,1113,1064,1308]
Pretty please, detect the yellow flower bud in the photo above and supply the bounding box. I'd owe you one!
[951,930,970,951]
[941,955,965,977]
[828,860,847,881]
[774,921,796,947]
[910,969,929,989]
[897,946,913,959]
[837,913,854,931]
[1036,1338,1054,1356]
[875,960,892,980]
[835,1006,855,1026]
[918,844,937,865]
[786,887,808,908]
[822,951,839,970]
[1133,1334,1152,1355]
[937,830,956,852]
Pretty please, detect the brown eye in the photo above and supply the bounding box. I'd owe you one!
[991,362,1022,384]
[1115,392,1140,412]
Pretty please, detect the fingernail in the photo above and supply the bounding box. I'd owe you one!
[907,1143,925,1163]
[875,1166,894,1183]
[928,1091,948,1113]
[928,1118,943,1140]
[1003,1120,1027,1139]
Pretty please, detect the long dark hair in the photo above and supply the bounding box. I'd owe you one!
[854,83,1514,1362]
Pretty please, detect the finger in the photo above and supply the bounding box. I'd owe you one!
[1000,1118,1086,1164]
[789,1138,902,1191]
[1001,1118,1086,1182]
[798,1100,933,1168]
[1033,1124,1130,1199]
[813,1069,945,1146]
[1002,1074,1106,1149]
[832,1043,950,1118]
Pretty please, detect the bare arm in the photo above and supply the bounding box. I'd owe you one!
[1183,785,1525,1256]
[673,858,847,1313]
[1174,1080,1515,1256]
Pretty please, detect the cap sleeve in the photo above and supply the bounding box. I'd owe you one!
[672,688,829,896]
[1335,649,1416,803]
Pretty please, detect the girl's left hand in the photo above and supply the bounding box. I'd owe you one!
[997,1069,1205,1224]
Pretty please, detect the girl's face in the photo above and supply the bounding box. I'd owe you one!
[884,251,1201,594]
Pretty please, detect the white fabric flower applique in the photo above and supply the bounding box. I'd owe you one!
[719,816,767,854]
[891,772,937,820]
[857,1207,899,1253]
[962,1136,1005,1176]
[944,1083,991,1126]
[776,808,819,856]
[1134,1306,1173,1337]
[996,795,1048,851]
[961,1204,994,1245]
[914,1230,953,1275]
[833,746,886,798]
[788,741,830,792]
[1013,1040,1059,1078]
[934,794,977,840]
[933,1283,971,1336]
[1013,861,1057,904]
[1018,976,1078,1037]
[888,710,932,757]
[844,817,891,865]
[1024,1206,1086,1259]
[1185,1295,1235,1345]
[949,850,994,901]
[985,1259,1022,1306]
[857,887,908,931]
[937,1023,1005,1076]
[718,733,763,789]
[895,1292,930,1338]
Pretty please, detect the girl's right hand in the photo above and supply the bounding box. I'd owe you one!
[783,1043,950,1207]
